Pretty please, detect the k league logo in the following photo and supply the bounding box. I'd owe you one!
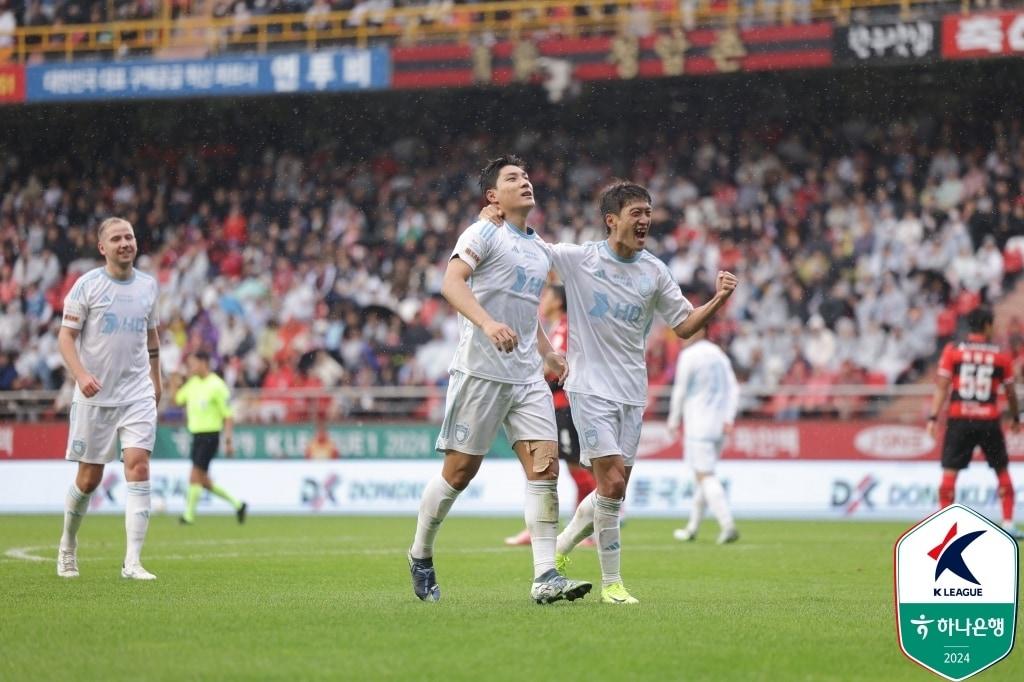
[895,504,1019,681]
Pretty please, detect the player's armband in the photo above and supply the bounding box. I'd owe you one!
[62,300,86,329]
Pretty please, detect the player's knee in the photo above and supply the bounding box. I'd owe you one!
[77,474,102,494]
[599,475,626,499]
[528,441,558,480]
[126,461,150,481]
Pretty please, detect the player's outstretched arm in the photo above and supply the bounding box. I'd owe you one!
[673,270,738,339]
[57,326,102,398]
[441,256,519,353]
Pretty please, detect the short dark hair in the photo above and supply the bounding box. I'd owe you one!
[192,350,211,363]
[599,181,652,219]
[966,307,994,333]
[479,155,527,196]
[546,284,566,310]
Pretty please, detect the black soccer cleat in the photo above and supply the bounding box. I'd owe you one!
[408,552,441,602]
[236,502,248,524]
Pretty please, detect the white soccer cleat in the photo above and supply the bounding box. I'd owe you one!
[57,547,79,578]
[121,563,157,580]
[717,528,739,545]
[673,528,697,542]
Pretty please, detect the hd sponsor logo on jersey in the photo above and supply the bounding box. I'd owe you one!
[100,313,147,334]
[895,504,1018,680]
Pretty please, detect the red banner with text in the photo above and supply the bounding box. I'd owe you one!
[941,11,1024,59]
[0,64,26,103]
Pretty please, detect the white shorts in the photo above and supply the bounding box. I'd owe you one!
[435,371,557,456]
[66,399,157,464]
[567,392,643,467]
[684,438,724,475]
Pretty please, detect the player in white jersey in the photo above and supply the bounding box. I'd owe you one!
[407,156,592,604]
[56,217,162,581]
[667,327,741,544]
[527,181,736,604]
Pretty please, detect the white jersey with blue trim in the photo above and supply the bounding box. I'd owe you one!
[448,219,551,384]
[546,240,693,406]
[667,339,740,440]
[61,267,159,406]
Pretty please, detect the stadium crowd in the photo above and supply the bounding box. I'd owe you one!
[2,111,1024,420]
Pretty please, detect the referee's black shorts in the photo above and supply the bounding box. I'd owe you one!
[555,406,581,465]
[941,419,1009,471]
[189,432,221,472]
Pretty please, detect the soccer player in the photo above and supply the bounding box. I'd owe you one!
[173,350,247,525]
[57,217,162,580]
[505,284,597,547]
[538,181,735,604]
[666,327,741,544]
[926,307,1022,539]
[407,155,592,604]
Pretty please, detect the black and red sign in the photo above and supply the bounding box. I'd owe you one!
[392,23,833,90]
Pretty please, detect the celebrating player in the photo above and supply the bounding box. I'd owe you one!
[926,307,1022,539]
[57,217,162,580]
[407,156,592,604]
[504,284,597,547]
[484,181,737,603]
[667,327,741,544]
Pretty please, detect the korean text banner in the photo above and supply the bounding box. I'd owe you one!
[24,48,390,103]
[942,11,1024,59]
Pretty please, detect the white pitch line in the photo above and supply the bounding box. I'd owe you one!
[4,541,770,564]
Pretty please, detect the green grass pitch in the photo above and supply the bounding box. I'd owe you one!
[1,515,1020,681]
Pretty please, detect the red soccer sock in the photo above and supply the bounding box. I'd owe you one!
[939,471,957,509]
[997,470,1015,523]
[570,466,596,506]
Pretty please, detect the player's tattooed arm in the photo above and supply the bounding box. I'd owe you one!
[147,326,162,406]
[925,375,952,439]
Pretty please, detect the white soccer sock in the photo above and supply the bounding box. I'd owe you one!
[687,477,706,533]
[594,494,623,587]
[60,484,92,550]
[701,476,735,532]
[124,481,151,567]
[525,480,558,578]
[556,490,596,556]
[410,476,460,559]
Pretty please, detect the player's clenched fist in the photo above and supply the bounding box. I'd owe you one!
[482,319,519,353]
[716,271,738,297]
[75,371,103,398]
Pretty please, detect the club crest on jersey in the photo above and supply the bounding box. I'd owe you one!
[454,424,470,444]
[636,275,654,296]
[583,428,599,449]
[72,440,86,456]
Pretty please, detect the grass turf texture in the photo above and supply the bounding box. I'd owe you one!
[1,516,1020,681]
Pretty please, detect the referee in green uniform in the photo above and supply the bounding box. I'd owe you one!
[174,351,247,525]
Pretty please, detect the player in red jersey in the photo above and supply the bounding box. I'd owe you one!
[505,284,597,546]
[927,307,1022,539]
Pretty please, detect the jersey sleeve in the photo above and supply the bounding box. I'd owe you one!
[217,380,235,419]
[174,378,191,406]
[61,277,90,330]
[937,343,955,378]
[450,220,497,272]
[654,264,693,329]
[998,351,1015,386]
[545,242,583,280]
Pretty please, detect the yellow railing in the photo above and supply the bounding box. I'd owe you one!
[4,0,947,64]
